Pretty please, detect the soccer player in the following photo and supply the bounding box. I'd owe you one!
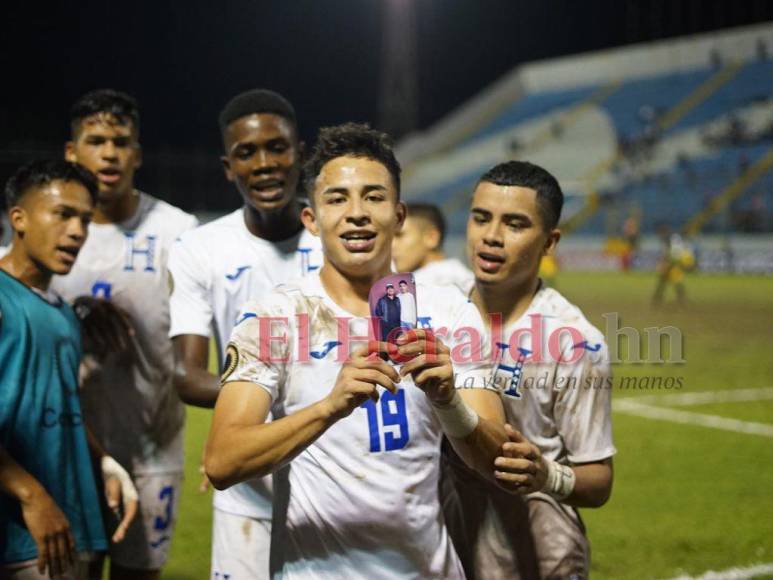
[168,89,322,579]
[652,223,692,307]
[392,202,474,292]
[205,123,508,579]
[444,160,616,579]
[1,160,106,579]
[52,90,198,580]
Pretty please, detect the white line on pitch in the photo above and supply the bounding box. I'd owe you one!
[622,387,773,408]
[613,398,773,438]
[665,561,773,579]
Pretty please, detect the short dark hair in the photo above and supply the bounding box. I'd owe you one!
[5,160,98,208]
[406,203,446,247]
[219,89,297,136]
[303,123,401,201]
[478,161,564,229]
[70,89,140,136]
[399,279,407,284]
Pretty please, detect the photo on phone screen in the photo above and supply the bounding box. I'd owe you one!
[369,273,417,358]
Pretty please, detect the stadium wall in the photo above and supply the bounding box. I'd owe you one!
[444,233,773,275]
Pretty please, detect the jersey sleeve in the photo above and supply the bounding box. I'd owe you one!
[220,294,294,403]
[168,235,213,338]
[553,332,617,464]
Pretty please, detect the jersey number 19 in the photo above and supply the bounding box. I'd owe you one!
[361,389,410,452]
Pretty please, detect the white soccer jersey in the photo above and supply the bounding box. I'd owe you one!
[167,208,323,520]
[224,272,490,579]
[489,284,616,464]
[414,258,474,295]
[50,192,197,475]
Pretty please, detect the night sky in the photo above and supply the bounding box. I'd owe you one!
[2,0,772,211]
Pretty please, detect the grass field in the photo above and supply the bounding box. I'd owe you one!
[162,272,773,579]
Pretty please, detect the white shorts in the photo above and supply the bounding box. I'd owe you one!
[107,472,183,571]
[211,508,271,580]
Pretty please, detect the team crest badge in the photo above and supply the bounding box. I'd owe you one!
[493,342,531,399]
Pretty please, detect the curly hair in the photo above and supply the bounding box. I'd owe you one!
[302,122,401,201]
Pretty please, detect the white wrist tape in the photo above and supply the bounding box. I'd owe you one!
[542,458,576,500]
[101,456,139,503]
[432,391,479,439]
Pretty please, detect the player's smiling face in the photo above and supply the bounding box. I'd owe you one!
[65,114,141,202]
[302,156,405,278]
[466,181,558,288]
[11,180,93,276]
[222,113,300,213]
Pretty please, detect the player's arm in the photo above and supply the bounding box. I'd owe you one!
[495,339,615,507]
[205,343,399,489]
[569,457,613,507]
[72,303,139,538]
[495,425,614,507]
[167,235,220,408]
[397,330,508,480]
[172,334,220,408]
[452,388,508,478]
[0,445,75,577]
[205,381,333,489]
[83,426,138,542]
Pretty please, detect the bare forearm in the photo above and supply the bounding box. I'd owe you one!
[448,417,507,481]
[564,461,613,507]
[0,447,44,503]
[207,342,403,489]
[172,334,219,408]
[174,364,220,408]
[439,389,508,481]
[205,399,335,488]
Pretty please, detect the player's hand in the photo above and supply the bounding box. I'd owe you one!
[494,424,548,494]
[101,456,139,543]
[73,296,135,362]
[324,342,400,420]
[397,330,455,405]
[20,486,76,577]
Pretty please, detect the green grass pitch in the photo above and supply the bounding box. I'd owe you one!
[162,272,773,579]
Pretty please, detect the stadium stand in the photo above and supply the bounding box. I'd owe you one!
[398,23,773,251]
